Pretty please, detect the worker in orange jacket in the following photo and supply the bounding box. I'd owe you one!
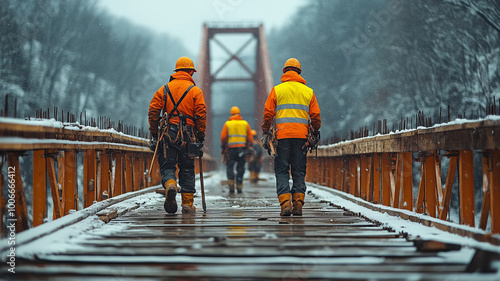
[261,58,321,216]
[148,57,207,215]
[220,106,252,193]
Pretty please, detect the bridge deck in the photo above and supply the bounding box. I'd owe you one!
[8,172,500,280]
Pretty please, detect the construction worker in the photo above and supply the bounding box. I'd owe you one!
[261,58,321,216]
[248,130,263,183]
[220,106,252,193]
[148,56,206,215]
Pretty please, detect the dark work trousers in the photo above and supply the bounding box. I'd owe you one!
[226,147,246,184]
[274,138,308,196]
[157,126,196,194]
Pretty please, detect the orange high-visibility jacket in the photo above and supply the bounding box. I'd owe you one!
[148,71,207,137]
[221,114,252,148]
[262,71,321,140]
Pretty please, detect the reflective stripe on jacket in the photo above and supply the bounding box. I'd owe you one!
[262,71,321,140]
[221,114,252,148]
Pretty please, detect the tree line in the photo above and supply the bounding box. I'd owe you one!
[0,0,189,128]
[268,0,500,138]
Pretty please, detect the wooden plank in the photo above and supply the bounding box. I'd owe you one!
[401,152,413,211]
[63,150,76,214]
[459,150,475,227]
[373,153,380,204]
[392,153,401,209]
[490,150,500,233]
[360,155,369,201]
[114,152,123,196]
[439,155,457,221]
[99,151,110,200]
[47,155,63,219]
[479,153,490,230]
[7,153,29,232]
[381,153,391,206]
[83,150,96,208]
[416,164,425,213]
[33,150,47,227]
[125,153,133,193]
[424,153,437,218]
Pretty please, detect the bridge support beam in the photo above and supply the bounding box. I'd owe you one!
[459,150,475,227]
[489,150,500,233]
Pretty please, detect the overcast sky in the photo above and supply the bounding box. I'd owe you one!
[98,0,308,54]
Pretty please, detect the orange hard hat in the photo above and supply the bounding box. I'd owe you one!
[283,58,301,73]
[230,106,240,115]
[174,56,197,72]
[251,129,257,136]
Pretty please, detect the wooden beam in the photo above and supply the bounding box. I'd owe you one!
[416,163,425,213]
[7,153,29,232]
[459,150,475,227]
[33,150,47,227]
[373,153,380,204]
[381,153,391,206]
[401,152,413,211]
[479,152,491,230]
[489,150,500,233]
[439,155,457,221]
[99,151,110,200]
[360,155,369,201]
[47,155,63,219]
[391,154,401,209]
[83,150,96,208]
[125,153,133,193]
[63,150,76,215]
[424,153,438,218]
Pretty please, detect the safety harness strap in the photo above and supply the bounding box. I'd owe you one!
[163,85,195,120]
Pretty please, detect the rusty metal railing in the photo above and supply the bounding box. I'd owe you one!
[0,118,217,236]
[306,118,500,237]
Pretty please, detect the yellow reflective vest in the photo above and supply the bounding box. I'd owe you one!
[226,119,249,148]
[274,81,314,138]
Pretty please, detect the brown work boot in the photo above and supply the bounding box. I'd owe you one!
[236,182,243,193]
[181,193,196,214]
[164,179,178,214]
[292,193,305,216]
[228,179,235,193]
[250,171,256,183]
[278,193,292,217]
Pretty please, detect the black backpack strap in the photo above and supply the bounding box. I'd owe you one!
[164,85,195,117]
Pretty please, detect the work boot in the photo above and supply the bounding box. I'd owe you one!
[164,179,178,214]
[181,193,196,214]
[228,179,235,193]
[250,171,256,183]
[278,193,292,217]
[255,172,260,183]
[292,193,305,216]
[236,182,243,193]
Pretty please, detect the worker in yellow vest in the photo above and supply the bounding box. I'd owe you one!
[262,58,321,216]
[220,106,252,193]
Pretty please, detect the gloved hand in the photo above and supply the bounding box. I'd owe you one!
[313,131,320,146]
[261,134,270,149]
[197,131,205,144]
[149,136,158,152]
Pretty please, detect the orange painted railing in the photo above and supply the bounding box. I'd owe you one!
[0,118,217,235]
[306,118,500,235]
